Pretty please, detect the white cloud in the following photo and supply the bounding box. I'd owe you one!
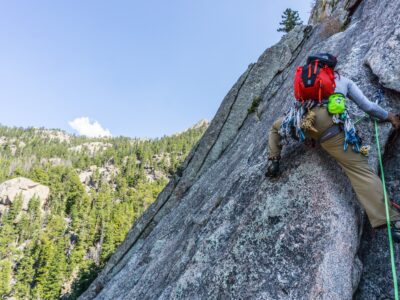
[68,117,112,137]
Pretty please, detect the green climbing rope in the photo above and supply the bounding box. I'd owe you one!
[374,119,399,300]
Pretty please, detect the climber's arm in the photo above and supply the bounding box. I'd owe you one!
[346,78,400,129]
[346,79,388,120]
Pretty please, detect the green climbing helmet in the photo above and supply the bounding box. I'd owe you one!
[328,93,346,114]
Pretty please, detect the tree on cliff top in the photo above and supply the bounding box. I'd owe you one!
[277,8,303,33]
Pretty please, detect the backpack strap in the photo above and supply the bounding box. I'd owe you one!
[318,79,322,103]
[313,60,319,75]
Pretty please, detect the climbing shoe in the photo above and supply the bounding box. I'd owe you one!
[266,158,280,178]
[392,221,400,243]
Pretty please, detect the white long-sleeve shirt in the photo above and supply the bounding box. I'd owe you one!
[334,76,388,120]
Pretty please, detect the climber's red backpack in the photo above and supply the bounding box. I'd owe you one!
[294,53,337,103]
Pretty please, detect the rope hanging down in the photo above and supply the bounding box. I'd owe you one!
[374,119,399,300]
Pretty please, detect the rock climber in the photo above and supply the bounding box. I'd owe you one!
[266,53,400,240]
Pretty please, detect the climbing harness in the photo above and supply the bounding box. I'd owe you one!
[374,119,399,300]
[320,124,342,143]
[279,100,331,142]
[279,99,364,154]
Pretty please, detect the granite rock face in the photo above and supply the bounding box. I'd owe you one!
[365,26,400,93]
[309,0,363,25]
[80,0,400,299]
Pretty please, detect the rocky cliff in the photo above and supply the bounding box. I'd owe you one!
[80,0,400,298]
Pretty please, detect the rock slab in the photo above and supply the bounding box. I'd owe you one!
[80,0,400,299]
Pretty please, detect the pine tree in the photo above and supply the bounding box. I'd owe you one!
[0,259,12,297]
[14,252,35,299]
[33,226,67,299]
[277,8,303,33]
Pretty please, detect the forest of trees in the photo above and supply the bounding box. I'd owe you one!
[0,122,208,299]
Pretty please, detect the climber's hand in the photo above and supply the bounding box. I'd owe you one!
[387,112,400,130]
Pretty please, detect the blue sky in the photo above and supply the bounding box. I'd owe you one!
[0,1,311,138]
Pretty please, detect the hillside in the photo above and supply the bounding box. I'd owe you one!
[79,0,400,299]
[0,121,208,299]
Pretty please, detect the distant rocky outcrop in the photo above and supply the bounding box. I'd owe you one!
[40,157,73,167]
[69,142,112,155]
[144,168,168,183]
[79,165,119,191]
[80,0,400,299]
[173,119,210,136]
[35,128,72,143]
[0,177,49,213]
[189,119,209,130]
[0,136,27,156]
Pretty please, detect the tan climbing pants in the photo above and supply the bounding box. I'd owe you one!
[268,107,400,228]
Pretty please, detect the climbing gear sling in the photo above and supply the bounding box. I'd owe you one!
[279,99,363,154]
[334,110,362,153]
[374,119,399,300]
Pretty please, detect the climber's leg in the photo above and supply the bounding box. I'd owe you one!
[268,117,284,159]
[321,132,400,228]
